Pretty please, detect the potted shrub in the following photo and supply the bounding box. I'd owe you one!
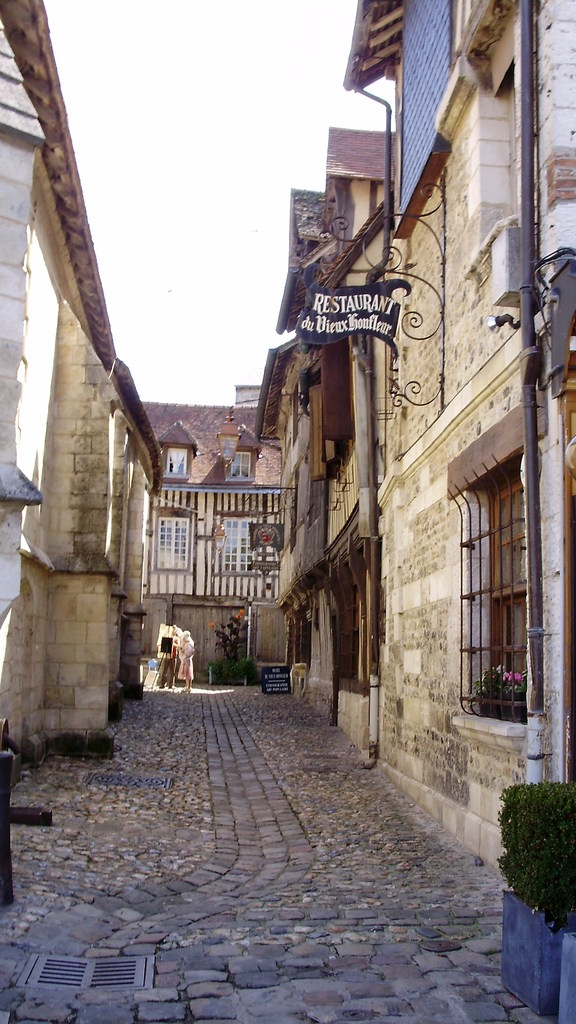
[207,656,257,686]
[208,611,257,685]
[498,781,576,1014]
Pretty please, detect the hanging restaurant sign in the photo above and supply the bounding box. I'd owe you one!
[296,281,403,353]
[250,523,284,551]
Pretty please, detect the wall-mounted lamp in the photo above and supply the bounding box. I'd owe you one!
[213,517,226,552]
[485,313,521,332]
[217,411,241,466]
[566,436,576,480]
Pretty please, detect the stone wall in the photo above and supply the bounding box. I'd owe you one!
[366,7,538,866]
[0,132,38,628]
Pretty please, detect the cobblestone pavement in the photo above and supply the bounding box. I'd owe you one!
[0,684,554,1024]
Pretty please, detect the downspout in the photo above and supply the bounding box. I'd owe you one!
[120,433,131,592]
[519,0,546,781]
[351,89,393,766]
[247,599,253,660]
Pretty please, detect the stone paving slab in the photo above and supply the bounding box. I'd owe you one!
[0,684,544,1022]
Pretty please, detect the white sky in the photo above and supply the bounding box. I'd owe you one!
[43,0,393,406]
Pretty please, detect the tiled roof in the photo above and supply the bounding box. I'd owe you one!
[327,127,388,180]
[158,420,198,450]
[145,402,281,488]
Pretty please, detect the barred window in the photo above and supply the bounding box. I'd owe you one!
[451,457,527,722]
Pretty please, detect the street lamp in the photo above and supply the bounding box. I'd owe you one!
[566,436,576,479]
[213,517,226,552]
[217,412,241,466]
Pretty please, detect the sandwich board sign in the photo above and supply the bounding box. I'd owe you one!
[261,666,291,695]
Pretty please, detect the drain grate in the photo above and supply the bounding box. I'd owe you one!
[86,771,172,790]
[17,954,154,990]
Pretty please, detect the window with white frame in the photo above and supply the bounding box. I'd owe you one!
[158,515,189,569]
[166,448,187,476]
[223,519,251,572]
[229,451,252,479]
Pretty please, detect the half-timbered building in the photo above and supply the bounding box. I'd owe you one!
[258,128,387,730]
[144,391,285,675]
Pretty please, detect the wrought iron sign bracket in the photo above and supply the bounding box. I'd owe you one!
[363,177,447,413]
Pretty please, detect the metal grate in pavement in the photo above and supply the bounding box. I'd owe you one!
[86,771,173,789]
[17,954,154,990]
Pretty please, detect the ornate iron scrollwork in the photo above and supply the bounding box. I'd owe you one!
[362,178,446,411]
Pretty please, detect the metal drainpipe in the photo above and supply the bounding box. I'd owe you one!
[353,89,393,765]
[519,0,546,781]
[247,600,253,660]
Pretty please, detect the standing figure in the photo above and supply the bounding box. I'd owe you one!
[178,630,195,692]
[157,625,177,689]
[169,627,183,688]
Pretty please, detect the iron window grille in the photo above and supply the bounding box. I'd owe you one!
[450,456,527,723]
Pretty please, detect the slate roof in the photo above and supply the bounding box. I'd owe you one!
[145,402,281,489]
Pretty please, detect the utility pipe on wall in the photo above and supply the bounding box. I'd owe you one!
[519,0,546,781]
[350,89,393,765]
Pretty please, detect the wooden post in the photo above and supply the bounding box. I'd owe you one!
[0,752,14,905]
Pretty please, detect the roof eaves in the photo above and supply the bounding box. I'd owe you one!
[344,0,403,93]
[255,338,299,442]
[0,0,163,492]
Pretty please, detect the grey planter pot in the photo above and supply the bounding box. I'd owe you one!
[559,932,576,1024]
[502,891,576,1015]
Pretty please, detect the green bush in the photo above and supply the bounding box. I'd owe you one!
[498,782,576,927]
[207,657,258,686]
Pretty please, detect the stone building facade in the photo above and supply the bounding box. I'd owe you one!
[0,1,162,762]
[263,0,576,868]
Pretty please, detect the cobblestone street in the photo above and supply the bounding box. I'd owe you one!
[0,685,552,1023]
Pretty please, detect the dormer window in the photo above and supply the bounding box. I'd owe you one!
[229,451,252,479]
[166,447,187,476]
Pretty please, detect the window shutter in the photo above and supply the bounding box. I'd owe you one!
[309,385,326,481]
[322,339,353,441]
